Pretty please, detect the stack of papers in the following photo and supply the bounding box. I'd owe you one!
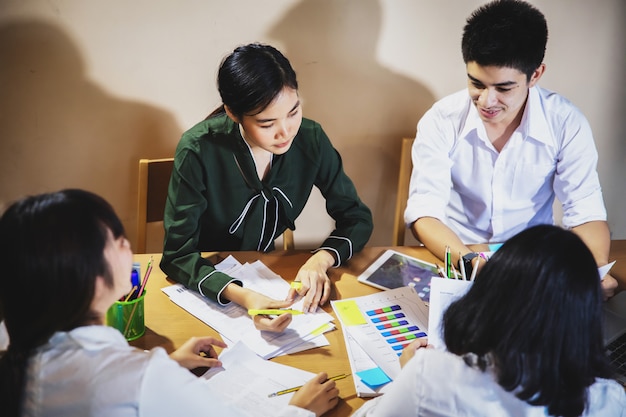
[202,342,316,417]
[162,256,335,359]
[331,286,429,397]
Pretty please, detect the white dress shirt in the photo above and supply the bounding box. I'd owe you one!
[352,348,626,417]
[21,325,312,417]
[405,86,606,244]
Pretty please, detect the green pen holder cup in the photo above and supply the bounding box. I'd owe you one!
[106,292,146,341]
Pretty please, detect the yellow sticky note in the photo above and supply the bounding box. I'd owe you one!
[334,300,367,326]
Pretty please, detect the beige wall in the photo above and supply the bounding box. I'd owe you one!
[1,0,624,251]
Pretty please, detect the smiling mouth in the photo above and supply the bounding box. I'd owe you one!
[478,107,501,118]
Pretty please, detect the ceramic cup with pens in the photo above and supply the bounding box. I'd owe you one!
[106,290,146,341]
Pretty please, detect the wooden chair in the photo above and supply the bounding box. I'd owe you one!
[136,158,294,253]
[391,137,415,246]
[136,158,175,253]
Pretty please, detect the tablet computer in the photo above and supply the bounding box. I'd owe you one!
[356,249,439,303]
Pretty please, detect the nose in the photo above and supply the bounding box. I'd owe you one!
[275,122,289,139]
[478,88,498,107]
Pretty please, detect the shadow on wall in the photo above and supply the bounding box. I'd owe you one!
[0,20,181,248]
[268,0,435,246]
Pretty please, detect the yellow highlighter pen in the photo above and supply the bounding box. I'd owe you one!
[247,309,303,316]
[290,281,302,290]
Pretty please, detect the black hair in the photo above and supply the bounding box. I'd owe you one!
[207,43,298,119]
[461,0,548,80]
[0,189,125,416]
[443,225,613,417]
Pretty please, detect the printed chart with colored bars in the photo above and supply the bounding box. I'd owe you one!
[331,286,429,396]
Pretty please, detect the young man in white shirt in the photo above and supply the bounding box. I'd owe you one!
[405,0,618,298]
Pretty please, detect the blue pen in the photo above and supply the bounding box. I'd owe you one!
[131,262,141,287]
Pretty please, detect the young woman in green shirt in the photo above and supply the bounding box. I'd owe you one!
[161,43,373,331]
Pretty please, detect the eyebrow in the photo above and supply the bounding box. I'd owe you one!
[467,74,518,88]
[255,100,301,123]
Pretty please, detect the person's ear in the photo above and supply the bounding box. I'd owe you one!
[528,63,546,87]
[224,106,240,124]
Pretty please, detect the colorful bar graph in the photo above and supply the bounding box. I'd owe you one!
[376,320,409,330]
[385,332,427,344]
[366,305,401,316]
[370,312,405,323]
[381,325,420,337]
[391,342,411,351]
[365,301,428,359]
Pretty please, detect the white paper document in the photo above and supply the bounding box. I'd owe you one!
[202,342,316,417]
[162,256,335,358]
[331,286,429,395]
[427,277,472,350]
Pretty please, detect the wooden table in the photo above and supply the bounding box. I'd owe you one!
[130,242,626,416]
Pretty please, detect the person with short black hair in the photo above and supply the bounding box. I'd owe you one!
[405,0,618,298]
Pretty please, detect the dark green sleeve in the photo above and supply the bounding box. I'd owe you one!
[312,126,373,266]
[160,147,242,304]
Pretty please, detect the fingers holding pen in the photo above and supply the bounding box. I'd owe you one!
[253,311,293,332]
[289,372,340,417]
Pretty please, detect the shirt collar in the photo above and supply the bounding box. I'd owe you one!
[522,86,553,146]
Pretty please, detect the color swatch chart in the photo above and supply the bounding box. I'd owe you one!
[332,286,429,383]
[366,305,427,353]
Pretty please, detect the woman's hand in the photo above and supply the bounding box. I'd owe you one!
[252,309,293,332]
[288,251,335,313]
[399,337,431,368]
[601,274,618,300]
[223,284,294,332]
[246,290,295,332]
[168,336,227,370]
[289,372,340,417]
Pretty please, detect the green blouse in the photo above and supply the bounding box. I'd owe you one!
[160,114,373,304]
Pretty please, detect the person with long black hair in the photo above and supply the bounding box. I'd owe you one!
[354,225,625,416]
[0,189,339,417]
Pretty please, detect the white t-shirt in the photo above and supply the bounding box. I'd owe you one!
[21,325,312,417]
[405,86,606,244]
[352,348,625,417]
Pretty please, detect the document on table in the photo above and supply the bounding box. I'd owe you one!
[202,342,316,417]
[340,330,393,397]
[331,286,429,396]
[162,256,335,358]
[427,277,472,350]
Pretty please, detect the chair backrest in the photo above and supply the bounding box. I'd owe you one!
[136,157,294,253]
[391,137,415,246]
[136,158,174,253]
[282,229,294,251]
